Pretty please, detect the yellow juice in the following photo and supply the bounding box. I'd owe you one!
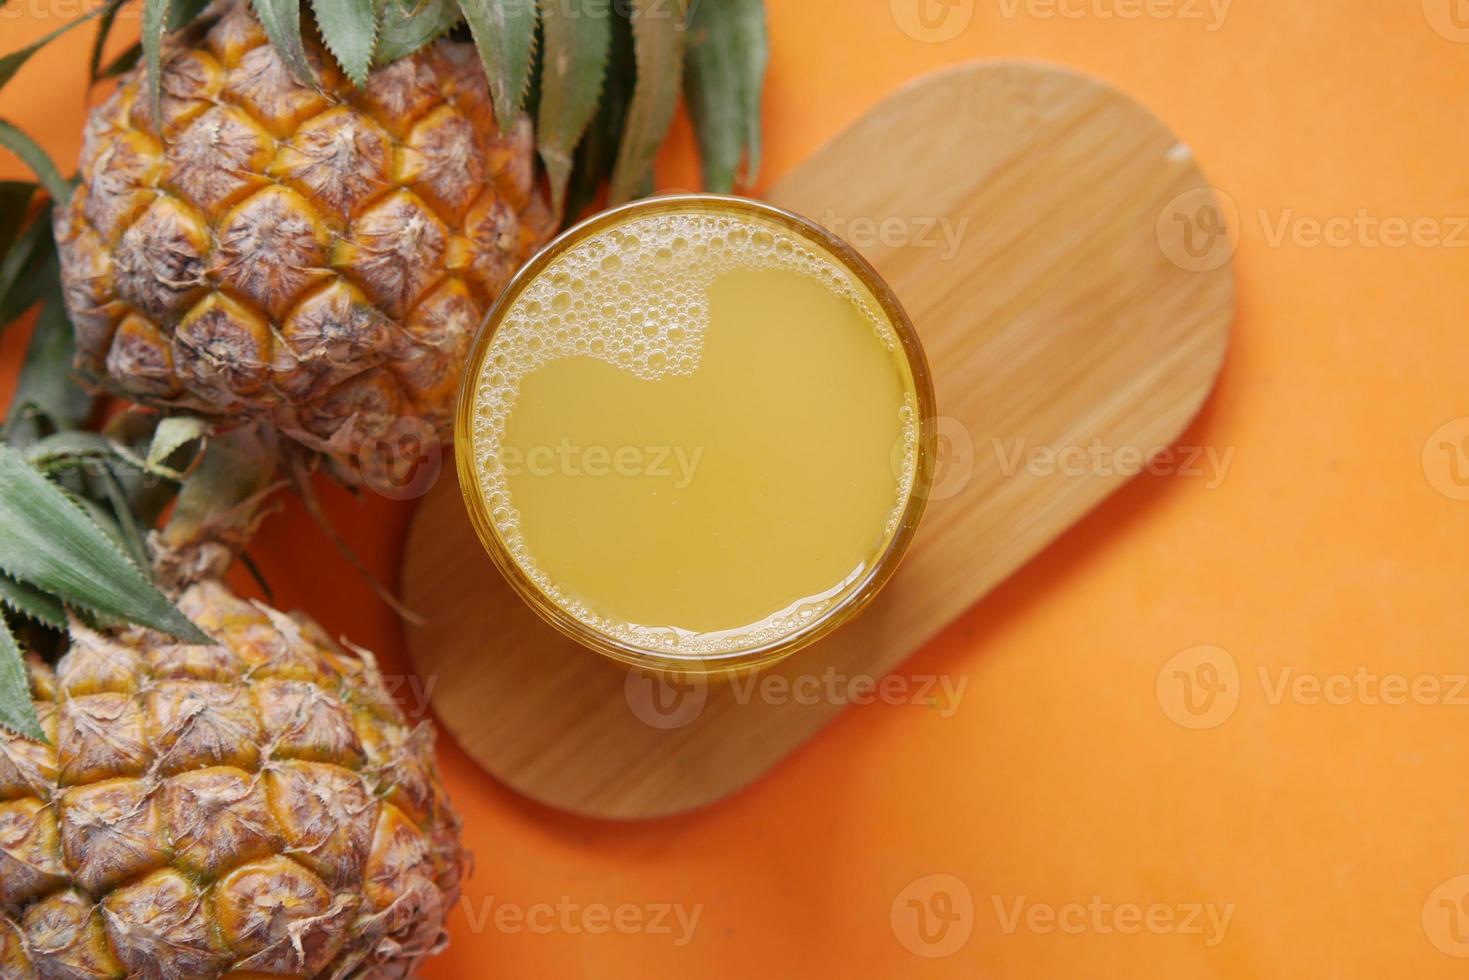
[460,197,933,670]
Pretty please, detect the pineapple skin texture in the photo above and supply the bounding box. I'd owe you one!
[0,581,465,979]
[55,1,557,482]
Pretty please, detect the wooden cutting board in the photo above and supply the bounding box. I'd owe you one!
[402,62,1234,819]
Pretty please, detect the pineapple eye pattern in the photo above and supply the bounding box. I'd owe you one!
[0,581,463,978]
[55,1,556,486]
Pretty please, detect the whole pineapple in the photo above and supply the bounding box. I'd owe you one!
[0,578,464,979]
[54,0,556,482]
[49,0,767,485]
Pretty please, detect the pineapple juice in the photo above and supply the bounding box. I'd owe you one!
[460,197,933,671]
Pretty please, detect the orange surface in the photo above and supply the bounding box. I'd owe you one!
[4,1,1469,976]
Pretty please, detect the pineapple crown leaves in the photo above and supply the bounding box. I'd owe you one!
[535,0,613,215]
[684,0,766,191]
[460,0,537,128]
[311,0,383,87]
[606,0,688,205]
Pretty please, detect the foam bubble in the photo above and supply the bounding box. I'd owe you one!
[472,210,920,657]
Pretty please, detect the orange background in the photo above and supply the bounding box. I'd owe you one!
[5,0,1469,975]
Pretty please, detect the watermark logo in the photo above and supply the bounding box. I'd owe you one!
[1424,875,1469,957]
[895,415,976,503]
[1157,186,1239,273]
[891,874,975,958]
[1423,417,1469,501]
[623,668,709,730]
[929,416,978,501]
[1156,645,1240,730]
[891,0,976,43]
[1423,0,1469,42]
[358,416,442,501]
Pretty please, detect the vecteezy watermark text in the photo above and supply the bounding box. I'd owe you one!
[992,895,1235,947]
[727,668,968,717]
[461,895,702,946]
[995,0,1233,31]
[889,0,1232,43]
[816,210,971,261]
[624,667,969,729]
[500,439,704,489]
[993,437,1235,489]
[1258,209,1469,249]
[379,673,437,720]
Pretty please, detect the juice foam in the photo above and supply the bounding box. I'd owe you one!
[471,209,920,657]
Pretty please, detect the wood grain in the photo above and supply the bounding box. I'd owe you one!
[402,62,1234,819]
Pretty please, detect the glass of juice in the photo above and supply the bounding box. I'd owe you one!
[457,195,935,674]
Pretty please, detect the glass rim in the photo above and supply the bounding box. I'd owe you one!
[455,193,938,675]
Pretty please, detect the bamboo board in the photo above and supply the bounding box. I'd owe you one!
[402,62,1234,819]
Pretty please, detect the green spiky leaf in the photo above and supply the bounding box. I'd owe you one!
[97,42,143,81]
[94,463,152,572]
[6,280,92,443]
[607,0,689,205]
[684,0,766,192]
[67,490,133,560]
[0,208,54,332]
[251,0,317,87]
[565,10,634,220]
[0,120,70,205]
[141,0,170,132]
[0,182,36,272]
[24,431,130,469]
[0,614,42,741]
[0,2,116,94]
[0,446,211,644]
[88,0,124,85]
[376,0,463,64]
[91,0,201,85]
[537,0,612,216]
[103,412,187,529]
[0,573,65,630]
[460,0,538,132]
[168,0,214,30]
[313,0,382,87]
[21,434,164,569]
[238,550,276,604]
[21,433,155,502]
